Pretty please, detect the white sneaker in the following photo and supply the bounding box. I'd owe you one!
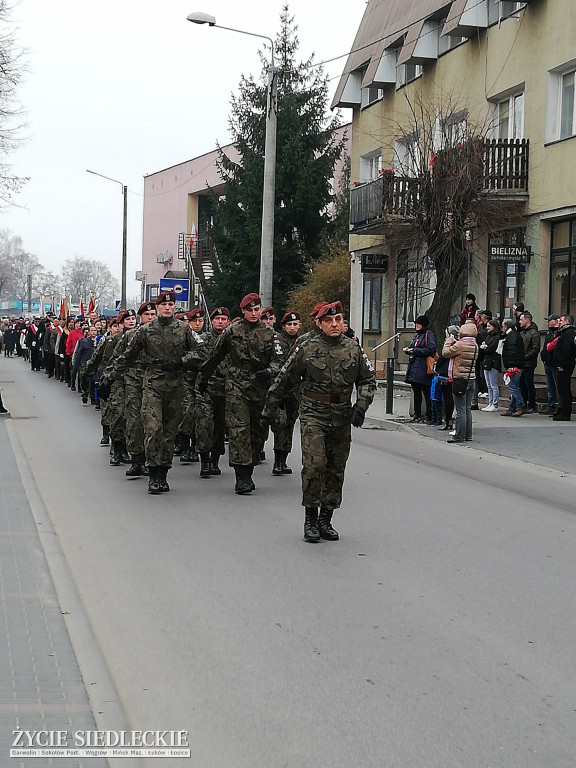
[449,429,456,436]
[478,392,488,398]
[482,404,495,412]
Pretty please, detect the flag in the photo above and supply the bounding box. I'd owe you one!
[79,298,85,316]
[88,295,96,314]
[49,296,55,315]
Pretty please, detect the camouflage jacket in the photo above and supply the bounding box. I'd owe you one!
[200,318,283,401]
[111,316,203,384]
[277,328,299,358]
[265,332,376,418]
[197,328,227,398]
[105,326,146,385]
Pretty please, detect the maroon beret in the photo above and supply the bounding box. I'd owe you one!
[156,290,176,305]
[239,293,260,309]
[260,307,275,320]
[310,302,328,318]
[210,306,230,319]
[281,311,301,325]
[187,307,205,320]
[138,301,156,315]
[316,301,344,319]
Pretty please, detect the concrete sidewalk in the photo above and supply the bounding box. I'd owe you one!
[365,385,575,476]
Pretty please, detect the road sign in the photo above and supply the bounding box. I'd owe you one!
[159,278,190,302]
[115,301,121,310]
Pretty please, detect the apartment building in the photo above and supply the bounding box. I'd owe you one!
[332,0,575,359]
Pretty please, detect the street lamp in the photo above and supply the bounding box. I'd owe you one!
[187,12,278,308]
[86,169,128,309]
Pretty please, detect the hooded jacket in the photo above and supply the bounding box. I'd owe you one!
[519,322,540,368]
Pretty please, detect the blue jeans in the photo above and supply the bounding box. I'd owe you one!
[544,364,558,408]
[485,368,499,407]
[506,370,525,412]
[453,380,475,441]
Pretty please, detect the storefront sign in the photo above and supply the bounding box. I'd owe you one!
[361,254,388,273]
[488,245,532,263]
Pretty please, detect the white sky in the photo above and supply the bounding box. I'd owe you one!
[2,0,363,303]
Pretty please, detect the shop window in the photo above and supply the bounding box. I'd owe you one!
[363,274,382,332]
[395,250,435,329]
[550,218,576,317]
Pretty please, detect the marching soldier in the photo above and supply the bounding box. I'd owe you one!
[260,307,276,329]
[105,290,203,494]
[84,316,122,446]
[271,311,302,476]
[104,309,136,466]
[195,306,230,478]
[264,301,376,543]
[176,307,206,463]
[198,292,283,495]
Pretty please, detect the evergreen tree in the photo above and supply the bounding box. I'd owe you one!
[208,5,344,312]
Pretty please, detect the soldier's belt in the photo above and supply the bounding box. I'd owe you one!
[302,389,349,405]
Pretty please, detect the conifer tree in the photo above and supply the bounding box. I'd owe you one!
[208,5,344,312]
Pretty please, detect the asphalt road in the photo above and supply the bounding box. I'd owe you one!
[3,357,576,768]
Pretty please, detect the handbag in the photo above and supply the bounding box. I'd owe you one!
[424,331,438,375]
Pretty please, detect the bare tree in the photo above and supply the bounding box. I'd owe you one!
[0,1,29,207]
[61,256,120,309]
[374,91,527,335]
[0,228,42,300]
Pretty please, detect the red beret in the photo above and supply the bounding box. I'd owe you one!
[210,306,230,319]
[316,301,344,319]
[118,309,136,323]
[260,307,275,320]
[239,293,260,309]
[138,301,156,315]
[310,302,328,318]
[187,307,205,320]
[281,311,301,325]
[156,290,176,305]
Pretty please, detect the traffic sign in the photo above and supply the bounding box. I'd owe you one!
[159,278,190,302]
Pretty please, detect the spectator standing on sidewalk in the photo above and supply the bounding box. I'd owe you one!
[403,315,436,424]
[435,325,458,431]
[519,311,540,413]
[500,318,526,417]
[550,314,576,421]
[442,322,478,444]
[472,309,491,409]
[540,314,560,415]
[480,319,502,411]
[460,293,479,325]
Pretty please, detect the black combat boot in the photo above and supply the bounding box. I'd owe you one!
[304,507,321,543]
[173,434,184,456]
[272,450,284,476]
[280,452,292,474]
[148,467,162,495]
[158,467,170,493]
[109,441,123,466]
[318,509,339,541]
[209,452,221,475]
[189,444,199,463]
[100,426,110,446]
[200,453,212,478]
[178,436,191,462]
[234,465,253,495]
[125,453,145,478]
[120,442,131,463]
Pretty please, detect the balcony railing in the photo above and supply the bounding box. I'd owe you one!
[350,138,529,231]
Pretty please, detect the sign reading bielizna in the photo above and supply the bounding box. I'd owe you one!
[488,245,532,263]
[10,730,191,759]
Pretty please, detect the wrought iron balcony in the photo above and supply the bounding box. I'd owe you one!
[350,138,530,233]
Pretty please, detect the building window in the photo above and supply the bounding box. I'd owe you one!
[395,250,435,330]
[394,132,421,177]
[550,218,576,317]
[147,284,159,301]
[488,1,526,25]
[546,64,576,142]
[497,92,525,139]
[560,70,575,139]
[397,62,423,88]
[361,85,384,108]
[359,150,382,182]
[363,274,382,332]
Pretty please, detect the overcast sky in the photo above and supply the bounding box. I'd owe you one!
[1,0,363,303]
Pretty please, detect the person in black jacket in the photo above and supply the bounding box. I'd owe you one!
[540,314,560,415]
[551,315,576,421]
[480,319,501,411]
[500,318,526,417]
[435,324,458,430]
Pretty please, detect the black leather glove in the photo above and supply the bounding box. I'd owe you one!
[254,369,271,384]
[161,359,183,372]
[98,380,111,401]
[351,404,366,428]
[197,377,209,395]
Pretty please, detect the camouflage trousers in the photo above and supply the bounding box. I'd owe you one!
[273,394,299,454]
[142,379,184,467]
[124,379,144,455]
[226,393,267,466]
[195,391,226,456]
[108,381,126,441]
[178,382,196,441]
[300,415,351,510]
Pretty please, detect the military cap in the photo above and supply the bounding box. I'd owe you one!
[239,292,260,309]
[316,301,344,319]
[210,306,230,319]
[118,309,136,324]
[138,301,156,315]
[281,311,301,325]
[260,306,275,320]
[310,302,328,318]
[156,290,176,305]
[187,307,205,320]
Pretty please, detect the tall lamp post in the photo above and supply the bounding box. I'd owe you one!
[187,12,278,309]
[86,169,128,309]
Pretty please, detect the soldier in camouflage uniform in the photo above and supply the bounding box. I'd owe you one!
[271,311,302,476]
[264,301,376,543]
[108,290,203,494]
[177,307,206,463]
[198,293,283,495]
[84,317,122,446]
[105,301,157,478]
[100,309,137,466]
[195,306,229,478]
